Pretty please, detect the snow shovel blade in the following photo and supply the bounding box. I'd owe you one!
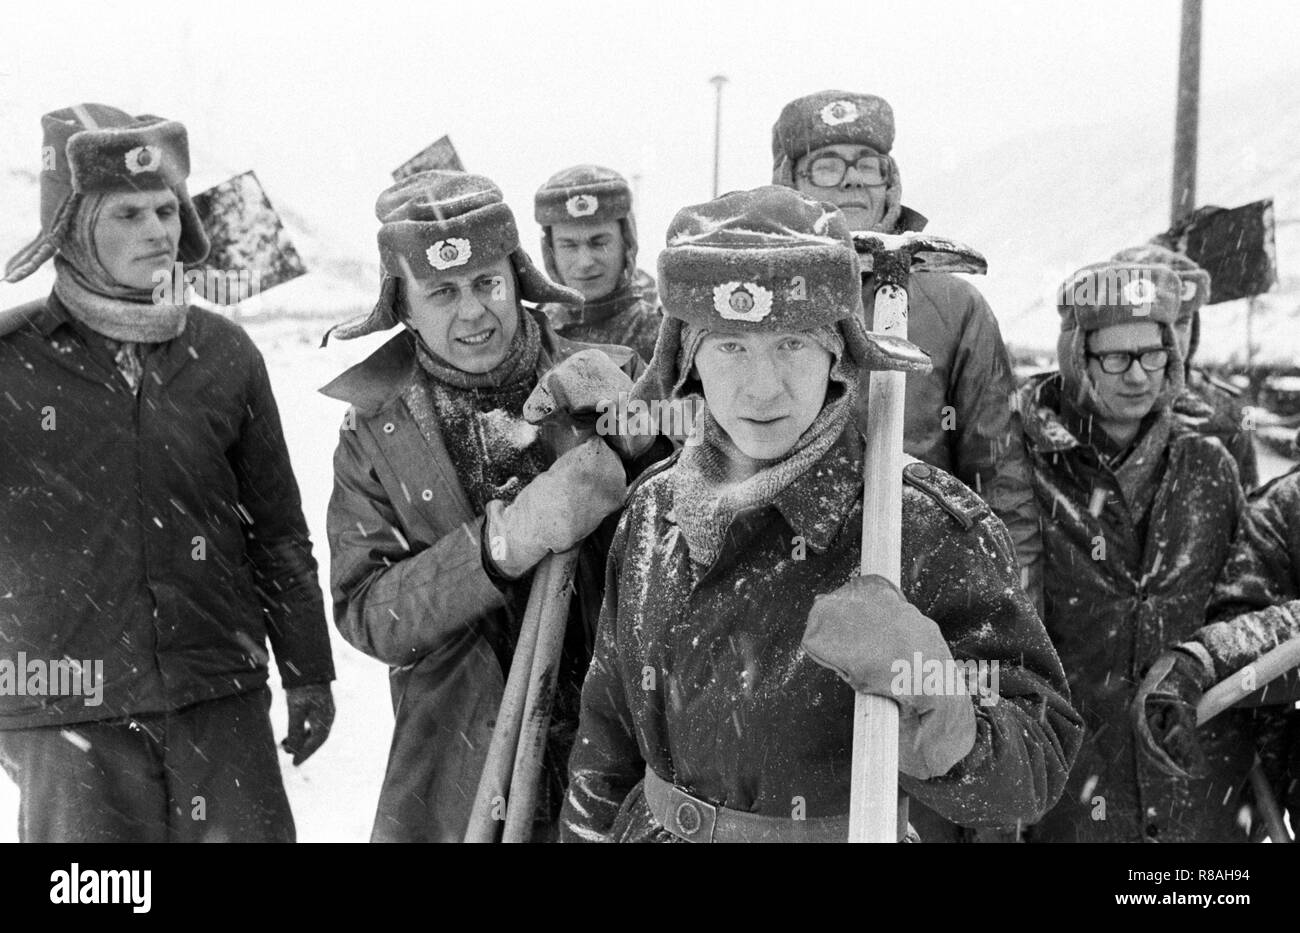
[392,134,466,182]
[852,231,988,277]
[1156,199,1277,304]
[192,170,307,300]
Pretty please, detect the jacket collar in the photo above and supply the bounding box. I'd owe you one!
[664,424,863,555]
[319,306,587,413]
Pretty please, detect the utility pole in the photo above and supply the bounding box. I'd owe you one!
[709,75,728,198]
[1170,0,1202,225]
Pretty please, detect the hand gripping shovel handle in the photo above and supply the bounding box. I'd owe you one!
[1194,637,1300,844]
[851,283,909,843]
[464,424,591,843]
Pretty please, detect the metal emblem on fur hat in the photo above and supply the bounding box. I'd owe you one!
[566,194,599,218]
[820,100,861,126]
[427,237,472,270]
[713,281,773,322]
[1122,277,1156,311]
[124,145,162,175]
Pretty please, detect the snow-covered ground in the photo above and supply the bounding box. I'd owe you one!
[2,312,1298,843]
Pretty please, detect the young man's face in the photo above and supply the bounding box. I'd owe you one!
[1085,321,1167,424]
[402,257,520,373]
[693,330,833,461]
[550,220,625,301]
[792,143,889,232]
[91,188,181,290]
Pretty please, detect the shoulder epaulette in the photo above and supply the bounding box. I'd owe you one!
[901,458,988,530]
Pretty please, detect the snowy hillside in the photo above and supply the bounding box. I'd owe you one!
[903,71,1300,366]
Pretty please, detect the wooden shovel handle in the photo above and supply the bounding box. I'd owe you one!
[1196,637,1300,725]
[851,284,910,843]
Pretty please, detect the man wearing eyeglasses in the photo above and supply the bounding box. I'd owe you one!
[771,91,1041,615]
[1016,261,1258,842]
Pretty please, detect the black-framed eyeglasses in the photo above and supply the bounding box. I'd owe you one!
[1085,347,1170,375]
[796,153,890,187]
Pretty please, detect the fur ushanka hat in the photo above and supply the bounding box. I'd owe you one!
[326,170,580,341]
[770,90,903,233]
[1055,260,1185,412]
[632,185,928,404]
[534,164,640,287]
[4,103,209,283]
[1111,242,1211,362]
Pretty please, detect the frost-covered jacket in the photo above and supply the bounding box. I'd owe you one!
[1019,372,1254,843]
[1174,368,1258,491]
[541,269,662,365]
[0,294,333,730]
[857,261,1042,612]
[560,425,1082,843]
[1192,466,1300,701]
[322,310,654,843]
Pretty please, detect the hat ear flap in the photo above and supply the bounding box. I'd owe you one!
[174,182,210,265]
[538,227,561,283]
[321,274,401,345]
[875,156,903,233]
[772,154,795,187]
[631,315,686,404]
[620,216,639,286]
[3,192,80,283]
[511,246,583,306]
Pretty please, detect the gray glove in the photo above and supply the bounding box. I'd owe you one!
[802,574,977,780]
[1132,649,1212,779]
[485,437,626,579]
[524,349,653,459]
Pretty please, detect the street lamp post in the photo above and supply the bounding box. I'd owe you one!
[710,75,728,198]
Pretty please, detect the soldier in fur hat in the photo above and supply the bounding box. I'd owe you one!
[0,104,335,842]
[533,164,662,363]
[322,170,666,842]
[560,186,1081,843]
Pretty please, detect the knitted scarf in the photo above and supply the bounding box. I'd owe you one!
[51,192,187,391]
[672,326,858,566]
[404,307,549,513]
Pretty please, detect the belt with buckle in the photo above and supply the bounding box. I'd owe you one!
[642,768,851,843]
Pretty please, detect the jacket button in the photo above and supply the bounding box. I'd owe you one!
[421,489,434,502]
[382,422,396,434]
[675,801,702,836]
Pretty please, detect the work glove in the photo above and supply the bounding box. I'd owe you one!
[1132,649,1212,779]
[524,349,653,459]
[802,574,977,780]
[281,682,335,766]
[485,437,626,579]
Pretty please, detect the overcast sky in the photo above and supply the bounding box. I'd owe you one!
[2,0,1297,263]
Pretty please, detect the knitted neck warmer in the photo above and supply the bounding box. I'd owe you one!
[672,327,858,566]
[408,307,548,513]
[52,192,188,344]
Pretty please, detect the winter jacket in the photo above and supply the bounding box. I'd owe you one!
[1019,372,1255,842]
[322,309,656,843]
[560,425,1083,843]
[1195,466,1300,697]
[1175,368,1258,491]
[541,269,662,365]
[0,294,334,730]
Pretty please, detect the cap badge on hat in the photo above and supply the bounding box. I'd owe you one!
[714,281,773,322]
[820,100,860,126]
[566,194,598,218]
[1180,279,1198,302]
[427,237,472,270]
[124,145,162,175]
[1122,277,1156,311]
